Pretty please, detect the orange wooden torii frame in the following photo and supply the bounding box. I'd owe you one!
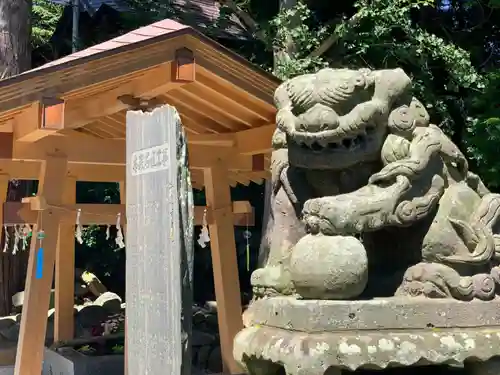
[0,19,279,375]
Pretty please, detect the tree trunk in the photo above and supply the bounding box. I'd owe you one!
[273,0,298,71]
[258,180,272,267]
[258,0,298,268]
[0,0,33,316]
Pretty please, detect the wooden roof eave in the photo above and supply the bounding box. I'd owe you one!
[0,29,279,116]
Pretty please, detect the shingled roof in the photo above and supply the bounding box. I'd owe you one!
[49,0,251,39]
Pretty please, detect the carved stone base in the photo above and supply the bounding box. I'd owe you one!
[466,359,500,375]
[234,325,500,374]
[243,296,500,332]
[235,297,500,374]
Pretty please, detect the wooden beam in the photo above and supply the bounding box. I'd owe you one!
[167,87,251,131]
[172,48,195,82]
[15,155,68,375]
[0,119,13,133]
[187,124,274,155]
[5,201,254,226]
[195,62,274,113]
[64,63,185,129]
[68,164,125,182]
[235,125,274,155]
[0,158,126,181]
[14,98,66,143]
[0,132,13,160]
[203,164,244,374]
[7,135,259,170]
[42,98,65,129]
[0,159,269,185]
[0,174,9,235]
[54,176,76,342]
[0,36,192,114]
[187,133,235,147]
[12,102,50,143]
[181,82,264,126]
[10,135,126,165]
[12,62,186,140]
[195,201,255,226]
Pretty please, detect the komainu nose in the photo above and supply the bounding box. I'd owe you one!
[296,104,339,133]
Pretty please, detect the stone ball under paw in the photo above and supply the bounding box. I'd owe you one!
[289,234,368,299]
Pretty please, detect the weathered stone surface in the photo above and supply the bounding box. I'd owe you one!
[253,67,500,302]
[467,358,500,375]
[0,319,14,332]
[289,235,368,299]
[207,346,222,373]
[243,297,500,332]
[235,66,500,375]
[12,289,55,309]
[41,346,124,375]
[234,325,500,373]
[192,330,216,347]
[76,269,107,297]
[0,343,16,366]
[126,105,194,375]
[93,292,122,313]
[75,305,109,329]
[0,365,14,374]
[0,324,18,343]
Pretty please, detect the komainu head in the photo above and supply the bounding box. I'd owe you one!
[273,67,417,170]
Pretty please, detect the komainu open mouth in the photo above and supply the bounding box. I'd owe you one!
[291,124,378,153]
[286,124,384,170]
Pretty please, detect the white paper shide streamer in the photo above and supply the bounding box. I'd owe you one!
[197,208,210,248]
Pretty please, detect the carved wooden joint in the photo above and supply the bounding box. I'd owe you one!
[41,97,65,130]
[117,95,165,112]
[172,48,195,82]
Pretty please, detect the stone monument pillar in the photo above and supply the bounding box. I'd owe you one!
[233,68,500,375]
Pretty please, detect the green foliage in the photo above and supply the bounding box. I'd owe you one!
[267,0,500,189]
[465,71,500,188]
[32,0,63,48]
[270,0,483,124]
[270,2,329,79]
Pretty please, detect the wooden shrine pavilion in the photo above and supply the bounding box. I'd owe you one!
[0,19,279,375]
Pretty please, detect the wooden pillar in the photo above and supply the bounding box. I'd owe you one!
[14,155,68,375]
[120,181,128,375]
[203,164,243,374]
[54,176,77,341]
[0,174,9,230]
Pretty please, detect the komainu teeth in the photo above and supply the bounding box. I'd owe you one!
[317,139,330,148]
[294,134,368,151]
[328,142,340,149]
[310,142,323,151]
[304,138,315,147]
[342,138,352,148]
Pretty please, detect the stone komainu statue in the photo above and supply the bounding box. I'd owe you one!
[252,67,500,301]
[234,68,500,375]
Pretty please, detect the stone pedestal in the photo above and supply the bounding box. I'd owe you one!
[467,359,500,375]
[234,297,500,375]
[42,347,124,375]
